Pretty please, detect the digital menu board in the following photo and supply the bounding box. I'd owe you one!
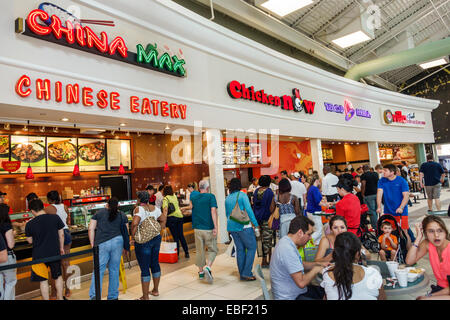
[78,138,106,172]
[47,137,78,172]
[107,139,131,170]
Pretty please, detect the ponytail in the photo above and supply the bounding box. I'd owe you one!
[108,197,119,222]
[330,232,361,300]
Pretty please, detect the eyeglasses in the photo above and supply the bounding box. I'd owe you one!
[426,229,445,235]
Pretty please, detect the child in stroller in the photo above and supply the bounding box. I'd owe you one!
[377,214,409,264]
[378,221,398,261]
[358,204,379,254]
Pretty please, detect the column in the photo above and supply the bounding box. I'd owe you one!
[205,129,228,244]
[368,142,381,168]
[415,143,426,165]
[310,138,324,178]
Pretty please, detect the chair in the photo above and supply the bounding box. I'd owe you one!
[254,264,272,300]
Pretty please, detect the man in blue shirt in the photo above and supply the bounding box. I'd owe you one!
[377,164,412,244]
[270,216,328,300]
[182,180,218,283]
[419,154,445,211]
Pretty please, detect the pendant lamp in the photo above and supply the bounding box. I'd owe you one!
[25,120,34,180]
[163,161,170,173]
[118,163,125,175]
[73,163,80,176]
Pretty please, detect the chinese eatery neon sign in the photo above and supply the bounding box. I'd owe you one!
[15,9,186,77]
[227,80,316,114]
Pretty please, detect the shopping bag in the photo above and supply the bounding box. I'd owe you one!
[225,235,236,258]
[159,229,178,263]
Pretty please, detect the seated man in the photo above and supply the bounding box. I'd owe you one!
[270,215,329,300]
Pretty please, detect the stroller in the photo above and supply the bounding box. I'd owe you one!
[358,204,379,253]
[376,214,409,264]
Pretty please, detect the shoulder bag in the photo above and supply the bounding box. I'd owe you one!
[165,196,176,215]
[229,192,251,225]
[135,206,162,244]
[268,203,280,230]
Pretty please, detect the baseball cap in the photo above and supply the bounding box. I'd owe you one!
[293,172,300,178]
[0,191,6,196]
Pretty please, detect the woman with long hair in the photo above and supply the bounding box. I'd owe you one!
[278,178,301,239]
[131,191,165,300]
[314,216,348,263]
[162,185,189,258]
[406,216,450,300]
[0,204,17,300]
[225,178,259,281]
[321,232,385,300]
[88,197,128,300]
[306,175,329,244]
[45,190,72,298]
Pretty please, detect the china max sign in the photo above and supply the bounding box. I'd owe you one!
[382,109,426,127]
[15,9,186,77]
[227,80,316,114]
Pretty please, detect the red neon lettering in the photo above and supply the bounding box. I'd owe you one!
[268,95,274,105]
[130,96,140,113]
[255,91,262,102]
[15,75,32,97]
[282,95,293,110]
[250,87,256,101]
[82,87,94,106]
[55,81,62,102]
[241,84,250,100]
[109,37,128,58]
[97,90,108,108]
[50,15,75,44]
[66,84,79,104]
[151,100,159,116]
[178,104,187,120]
[36,79,51,100]
[161,101,169,117]
[26,10,51,36]
[227,81,242,99]
[85,26,108,53]
[141,98,151,114]
[74,23,85,46]
[170,103,179,118]
[274,96,281,107]
[304,100,315,114]
[110,92,120,110]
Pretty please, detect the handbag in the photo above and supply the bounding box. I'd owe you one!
[165,197,176,215]
[229,192,251,225]
[268,205,280,230]
[159,229,178,263]
[134,207,161,244]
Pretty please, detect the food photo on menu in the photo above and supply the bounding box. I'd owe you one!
[47,137,78,172]
[77,138,106,171]
[10,135,46,173]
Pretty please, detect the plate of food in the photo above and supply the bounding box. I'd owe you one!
[48,140,77,163]
[79,141,105,162]
[0,136,9,157]
[11,141,45,163]
[406,267,425,275]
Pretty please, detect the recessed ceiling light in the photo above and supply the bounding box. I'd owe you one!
[332,30,372,48]
[120,123,126,127]
[260,0,314,17]
[61,118,69,122]
[165,124,170,130]
[419,58,447,69]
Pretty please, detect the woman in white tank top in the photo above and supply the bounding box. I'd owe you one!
[46,190,71,298]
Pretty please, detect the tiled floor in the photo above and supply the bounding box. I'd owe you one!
[26,189,450,300]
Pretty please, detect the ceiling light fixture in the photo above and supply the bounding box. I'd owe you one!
[120,123,126,127]
[23,125,28,131]
[419,58,448,69]
[332,30,372,48]
[3,123,10,130]
[165,124,170,130]
[39,126,45,133]
[53,127,59,133]
[62,118,69,122]
[137,132,141,137]
[260,0,314,17]
[111,130,115,135]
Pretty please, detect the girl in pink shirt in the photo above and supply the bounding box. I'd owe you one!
[406,216,450,300]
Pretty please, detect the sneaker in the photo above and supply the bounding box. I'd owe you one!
[198,272,205,280]
[204,266,213,284]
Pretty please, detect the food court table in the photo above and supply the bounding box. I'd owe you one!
[383,273,430,297]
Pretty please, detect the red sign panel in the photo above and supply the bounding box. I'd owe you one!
[1,161,21,172]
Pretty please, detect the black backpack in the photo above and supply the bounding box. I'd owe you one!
[165,197,176,215]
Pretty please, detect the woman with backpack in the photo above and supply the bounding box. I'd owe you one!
[88,197,128,300]
[278,178,301,239]
[162,186,189,259]
[252,175,276,268]
[225,178,259,281]
[131,191,165,300]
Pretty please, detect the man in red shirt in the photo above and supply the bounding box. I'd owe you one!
[333,179,361,236]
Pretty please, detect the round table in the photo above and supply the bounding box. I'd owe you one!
[384,273,430,297]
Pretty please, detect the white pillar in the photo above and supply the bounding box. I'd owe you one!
[310,138,324,178]
[368,142,381,168]
[205,129,228,244]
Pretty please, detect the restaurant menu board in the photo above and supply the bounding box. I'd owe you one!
[322,148,333,161]
[107,139,131,170]
[409,164,420,182]
[47,137,78,172]
[222,142,261,166]
[0,135,9,173]
[10,135,46,173]
[379,148,393,160]
[78,138,106,171]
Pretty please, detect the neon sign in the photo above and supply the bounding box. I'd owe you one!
[383,109,425,126]
[324,100,371,121]
[15,9,186,77]
[227,80,315,114]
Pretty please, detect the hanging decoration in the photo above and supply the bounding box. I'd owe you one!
[118,163,125,175]
[163,161,170,173]
[72,163,80,176]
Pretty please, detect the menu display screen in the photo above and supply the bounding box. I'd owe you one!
[10,135,46,173]
[107,139,131,170]
[78,138,106,172]
[47,137,78,172]
[0,135,9,174]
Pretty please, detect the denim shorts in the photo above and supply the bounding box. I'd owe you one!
[63,229,72,246]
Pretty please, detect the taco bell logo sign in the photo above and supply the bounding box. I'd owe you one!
[324,99,371,121]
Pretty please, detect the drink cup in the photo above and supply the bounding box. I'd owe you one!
[386,261,399,278]
[395,269,408,287]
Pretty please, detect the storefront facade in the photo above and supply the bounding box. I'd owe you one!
[0,1,440,294]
